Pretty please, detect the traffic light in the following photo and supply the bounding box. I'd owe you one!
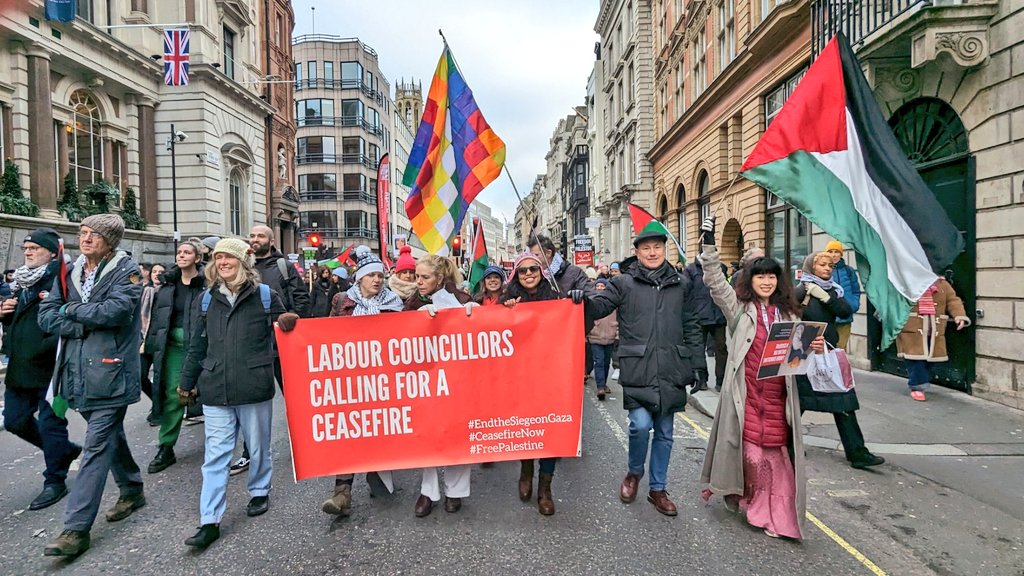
[451,235,462,257]
[309,233,321,247]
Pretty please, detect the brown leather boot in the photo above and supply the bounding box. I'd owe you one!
[321,483,352,516]
[518,459,534,502]
[537,472,555,515]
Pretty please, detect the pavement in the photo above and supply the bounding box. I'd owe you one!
[0,366,1022,575]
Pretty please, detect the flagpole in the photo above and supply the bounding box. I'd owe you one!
[712,173,745,218]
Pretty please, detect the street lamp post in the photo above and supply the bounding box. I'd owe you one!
[167,124,187,241]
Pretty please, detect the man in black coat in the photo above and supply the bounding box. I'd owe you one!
[583,228,703,517]
[682,260,729,392]
[249,225,309,317]
[1,228,81,511]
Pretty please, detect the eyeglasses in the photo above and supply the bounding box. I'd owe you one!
[517,266,542,275]
[22,246,44,253]
[79,230,103,240]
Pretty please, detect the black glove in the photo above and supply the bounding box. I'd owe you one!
[701,216,716,246]
[568,290,585,305]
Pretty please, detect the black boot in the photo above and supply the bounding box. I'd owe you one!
[148,445,177,474]
[850,447,885,469]
[184,524,220,548]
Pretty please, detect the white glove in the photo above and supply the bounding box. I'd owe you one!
[421,304,438,317]
[701,217,715,233]
[464,302,479,316]
[806,283,831,303]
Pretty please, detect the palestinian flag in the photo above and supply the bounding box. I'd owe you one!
[318,245,355,270]
[628,203,686,264]
[741,34,964,348]
[468,218,489,294]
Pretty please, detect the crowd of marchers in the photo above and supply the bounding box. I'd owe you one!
[1,211,969,556]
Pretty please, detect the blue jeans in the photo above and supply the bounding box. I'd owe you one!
[906,360,931,391]
[200,401,273,525]
[2,386,78,487]
[64,406,143,532]
[627,407,674,492]
[591,343,615,389]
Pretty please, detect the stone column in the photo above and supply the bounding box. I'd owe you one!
[26,47,58,212]
[137,100,158,223]
[102,137,114,182]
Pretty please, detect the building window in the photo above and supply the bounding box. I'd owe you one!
[342,137,365,163]
[298,173,337,199]
[674,62,685,119]
[341,99,364,126]
[67,90,103,189]
[229,171,243,235]
[130,0,148,13]
[301,210,338,231]
[297,136,335,163]
[369,143,380,165]
[659,85,668,135]
[692,28,707,99]
[766,194,811,275]
[294,62,302,87]
[617,81,624,119]
[761,0,779,22]
[223,27,236,79]
[323,61,334,83]
[344,210,371,236]
[341,61,363,88]
[765,67,808,126]
[307,61,317,85]
[696,170,710,223]
[627,64,635,105]
[717,0,735,73]
[343,173,366,191]
[675,184,686,252]
[275,13,282,45]
[76,0,94,22]
[296,99,335,126]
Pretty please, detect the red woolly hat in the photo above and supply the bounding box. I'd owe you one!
[394,245,416,273]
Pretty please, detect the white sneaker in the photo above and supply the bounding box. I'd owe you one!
[229,457,250,476]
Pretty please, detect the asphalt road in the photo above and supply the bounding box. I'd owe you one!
[1,377,1021,576]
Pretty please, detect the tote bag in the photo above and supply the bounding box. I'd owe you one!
[807,344,855,393]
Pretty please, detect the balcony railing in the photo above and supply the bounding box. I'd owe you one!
[810,0,927,57]
[296,153,337,164]
[299,190,338,201]
[296,115,384,138]
[298,227,380,240]
[342,189,377,203]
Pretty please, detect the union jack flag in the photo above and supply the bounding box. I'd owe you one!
[163,29,190,86]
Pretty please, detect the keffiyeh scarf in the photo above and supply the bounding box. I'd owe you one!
[74,254,101,303]
[12,263,49,291]
[346,285,403,316]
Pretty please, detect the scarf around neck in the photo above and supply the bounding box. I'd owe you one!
[74,254,105,303]
[346,284,403,316]
[13,262,50,291]
[547,252,565,279]
[801,273,844,299]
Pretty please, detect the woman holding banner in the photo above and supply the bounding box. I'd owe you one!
[404,255,475,517]
[500,252,564,516]
[321,246,404,516]
[698,217,821,540]
[795,253,884,470]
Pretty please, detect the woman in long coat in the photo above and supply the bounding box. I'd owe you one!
[795,252,883,469]
[698,218,821,540]
[896,277,970,401]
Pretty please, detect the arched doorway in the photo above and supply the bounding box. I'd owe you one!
[720,218,743,269]
[869,97,975,391]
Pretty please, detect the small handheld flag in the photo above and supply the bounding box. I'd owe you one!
[627,203,686,265]
[468,218,489,293]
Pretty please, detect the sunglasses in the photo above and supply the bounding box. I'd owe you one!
[517,266,542,275]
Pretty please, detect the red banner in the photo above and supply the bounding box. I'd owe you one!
[275,300,585,481]
[376,154,391,266]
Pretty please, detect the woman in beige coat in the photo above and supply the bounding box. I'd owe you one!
[698,218,823,540]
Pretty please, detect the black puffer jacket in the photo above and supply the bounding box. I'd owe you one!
[585,257,703,416]
[794,282,858,413]
[178,282,285,406]
[682,261,726,326]
[144,265,205,414]
[1,261,61,389]
[254,248,310,317]
[309,277,338,318]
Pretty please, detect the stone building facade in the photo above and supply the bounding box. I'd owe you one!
[594,0,657,262]
[0,0,277,255]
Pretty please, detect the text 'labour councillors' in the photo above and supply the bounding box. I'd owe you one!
[304,330,517,443]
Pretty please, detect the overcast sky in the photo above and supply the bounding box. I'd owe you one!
[292,0,600,225]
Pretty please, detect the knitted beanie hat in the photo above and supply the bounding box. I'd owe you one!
[482,264,507,283]
[333,267,349,280]
[825,240,844,252]
[353,245,383,282]
[394,245,416,273]
[212,238,254,266]
[513,251,548,279]
[24,227,61,255]
[81,213,125,248]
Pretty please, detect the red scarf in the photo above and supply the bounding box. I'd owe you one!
[918,282,939,315]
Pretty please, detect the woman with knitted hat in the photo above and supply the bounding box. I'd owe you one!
[322,246,403,516]
[177,238,289,549]
[388,245,418,301]
[472,264,507,306]
[824,241,862,350]
[795,252,884,470]
[404,254,475,517]
[500,252,565,515]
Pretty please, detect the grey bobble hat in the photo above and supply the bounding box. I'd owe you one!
[81,213,125,248]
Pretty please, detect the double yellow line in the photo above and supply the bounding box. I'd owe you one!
[678,413,888,576]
